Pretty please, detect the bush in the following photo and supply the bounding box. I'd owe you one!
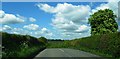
[1,32,46,58]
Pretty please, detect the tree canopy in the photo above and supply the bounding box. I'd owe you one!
[88,9,118,35]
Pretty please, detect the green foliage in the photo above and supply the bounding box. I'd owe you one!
[47,32,120,58]
[88,9,118,35]
[1,32,46,58]
[77,32,120,58]
[38,37,47,44]
[47,40,67,48]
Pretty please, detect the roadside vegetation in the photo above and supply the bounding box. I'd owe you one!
[47,9,120,58]
[47,32,120,58]
[1,32,47,59]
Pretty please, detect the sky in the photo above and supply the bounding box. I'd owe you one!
[0,0,120,40]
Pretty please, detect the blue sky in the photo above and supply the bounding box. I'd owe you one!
[1,1,120,39]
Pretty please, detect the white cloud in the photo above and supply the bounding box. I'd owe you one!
[0,25,30,35]
[0,10,5,18]
[75,25,90,33]
[37,3,91,39]
[2,25,12,31]
[53,21,78,31]
[12,28,24,32]
[3,27,32,35]
[41,28,49,33]
[37,3,90,29]
[92,0,119,16]
[0,10,25,24]
[12,31,19,34]
[23,24,39,30]
[41,28,53,36]
[29,17,36,22]
[37,3,90,23]
[8,27,32,35]
[35,28,53,38]
[37,4,54,13]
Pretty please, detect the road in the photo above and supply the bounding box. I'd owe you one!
[34,48,101,59]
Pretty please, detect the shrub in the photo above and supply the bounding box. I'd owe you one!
[1,32,46,58]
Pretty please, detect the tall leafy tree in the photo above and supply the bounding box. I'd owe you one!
[88,9,118,35]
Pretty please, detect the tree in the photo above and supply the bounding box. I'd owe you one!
[88,9,118,35]
[38,37,47,44]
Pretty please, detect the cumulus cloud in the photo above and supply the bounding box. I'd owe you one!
[53,21,78,31]
[11,28,31,35]
[41,28,53,36]
[37,4,54,13]
[3,25,12,30]
[23,24,39,30]
[92,0,119,16]
[37,3,90,23]
[12,28,24,33]
[75,25,90,33]
[37,3,91,38]
[0,25,31,35]
[29,17,36,22]
[0,10,25,24]
[37,3,90,28]
[0,25,12,31]
[0,25,11,31]
[35,28,53,38]
[0,10,5,18]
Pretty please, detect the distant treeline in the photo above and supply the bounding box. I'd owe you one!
[1,32,47,59]
[47,32,120,58]
[48,39,64,41]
